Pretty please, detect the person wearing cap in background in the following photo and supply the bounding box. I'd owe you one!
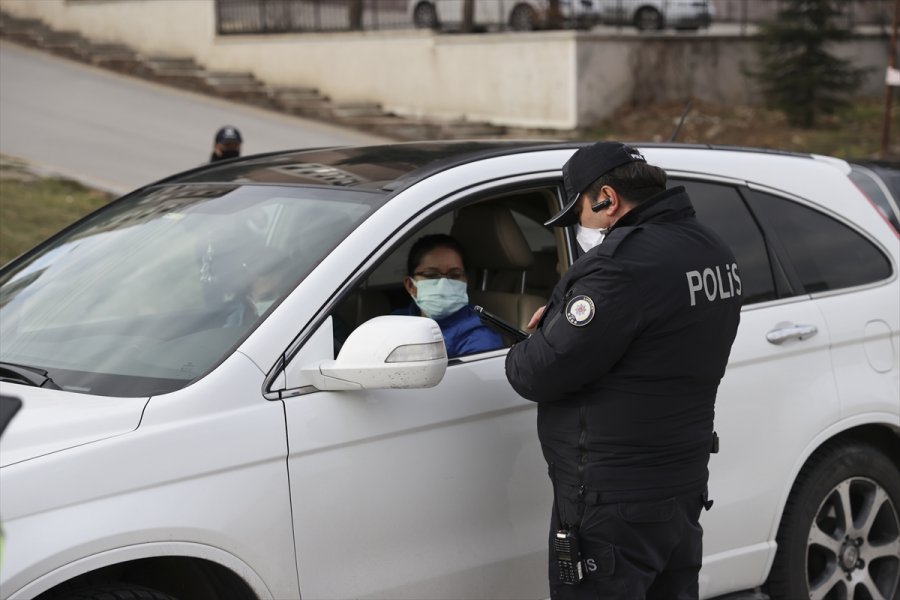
[505,142,742,599]
[210,126,242,162]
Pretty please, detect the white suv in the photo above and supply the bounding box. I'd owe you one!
[1,143,898,600]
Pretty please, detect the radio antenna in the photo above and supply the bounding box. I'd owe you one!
[669,99,693,142]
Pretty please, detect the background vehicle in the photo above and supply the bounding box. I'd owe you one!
[850,160,900,233]
[0,143,898,600]
[595,0,714,30]
[409,0,597,31]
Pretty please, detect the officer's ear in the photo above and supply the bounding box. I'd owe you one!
[604,186,629,216]
[591,185,616,213]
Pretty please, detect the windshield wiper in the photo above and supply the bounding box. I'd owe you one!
[0,361,62,390]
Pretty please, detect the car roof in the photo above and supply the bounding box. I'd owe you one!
[163,141,571,193]
[154,140,819,197]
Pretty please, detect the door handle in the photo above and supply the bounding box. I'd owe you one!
[766,323,819,345]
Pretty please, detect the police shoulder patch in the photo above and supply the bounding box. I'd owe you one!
[565,295,595,327]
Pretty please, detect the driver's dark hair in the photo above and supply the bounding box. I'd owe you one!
[407,233,467,276]
[583,159,667,206]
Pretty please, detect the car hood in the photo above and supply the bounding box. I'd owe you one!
[0,384,149,467]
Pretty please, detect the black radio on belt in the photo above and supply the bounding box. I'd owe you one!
[549,463,585,585]
[553,528,584,584]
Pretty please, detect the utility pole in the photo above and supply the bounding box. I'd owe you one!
[880,0,900,159]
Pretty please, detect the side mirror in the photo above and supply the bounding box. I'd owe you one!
[302,316,447,391]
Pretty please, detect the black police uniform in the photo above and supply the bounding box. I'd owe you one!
[506,186,742,599]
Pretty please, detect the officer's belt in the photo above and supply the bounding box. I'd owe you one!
[555,481,700,505]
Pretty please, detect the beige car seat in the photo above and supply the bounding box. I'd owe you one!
[451,203,547,331]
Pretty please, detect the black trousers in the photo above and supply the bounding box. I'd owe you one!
[548,491,704,600]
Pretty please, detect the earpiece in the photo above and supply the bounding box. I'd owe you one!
[591,198,612,213]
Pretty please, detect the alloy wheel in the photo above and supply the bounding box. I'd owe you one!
[807,477,900,600]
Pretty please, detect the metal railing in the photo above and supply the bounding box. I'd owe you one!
[214,0,895,36]
[216,0,410,34]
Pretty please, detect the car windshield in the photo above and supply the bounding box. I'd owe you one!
[0,183,385,397]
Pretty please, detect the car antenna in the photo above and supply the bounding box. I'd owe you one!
[669,99,693,142]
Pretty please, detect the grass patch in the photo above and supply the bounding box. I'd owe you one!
[580,96,898,160]
[0,156,113,266]
[0,97,895,267]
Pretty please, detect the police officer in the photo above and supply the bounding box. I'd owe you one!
[506,142,742,599]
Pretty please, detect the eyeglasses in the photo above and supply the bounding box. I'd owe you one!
[413,269,467,281]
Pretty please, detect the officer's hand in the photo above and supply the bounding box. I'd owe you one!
[527,305,546,330]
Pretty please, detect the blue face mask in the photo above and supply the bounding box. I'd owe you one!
[412,278,469,320]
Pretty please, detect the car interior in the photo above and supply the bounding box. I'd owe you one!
[333,185,568,352]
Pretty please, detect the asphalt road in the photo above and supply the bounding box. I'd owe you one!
[0,41,388,195]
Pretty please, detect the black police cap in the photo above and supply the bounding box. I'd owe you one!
[545,142,646,227]
[215,126,242,144]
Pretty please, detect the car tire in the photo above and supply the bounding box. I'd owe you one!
[634,7,663,31]
[412,1,439,30]
[49,583,179,600]
[766,442,900,600]
[509,4,538,31]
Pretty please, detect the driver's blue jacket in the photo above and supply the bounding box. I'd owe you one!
[396,303,503,358]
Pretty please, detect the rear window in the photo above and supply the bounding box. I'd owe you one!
[747,190,892,293]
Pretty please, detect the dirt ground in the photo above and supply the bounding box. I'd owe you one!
[579,96,900,161]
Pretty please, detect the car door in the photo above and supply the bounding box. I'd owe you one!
[278,181,563,599]
[283,342,547,599]
[668,178,841,597]
[744,187,898,422]
[437,0,504,28]
[435,0,465,24]
[597,0,634,23]
[475,0,505,24]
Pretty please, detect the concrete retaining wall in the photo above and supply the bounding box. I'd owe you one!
[1,0,890,130]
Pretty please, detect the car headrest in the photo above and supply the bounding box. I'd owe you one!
[451,204,534,270]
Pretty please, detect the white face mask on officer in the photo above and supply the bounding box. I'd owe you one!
[576,224,608,252]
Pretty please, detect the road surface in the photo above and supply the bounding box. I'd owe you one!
[0,41,388,195]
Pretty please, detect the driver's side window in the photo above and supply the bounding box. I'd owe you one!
[332,185,564,357]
